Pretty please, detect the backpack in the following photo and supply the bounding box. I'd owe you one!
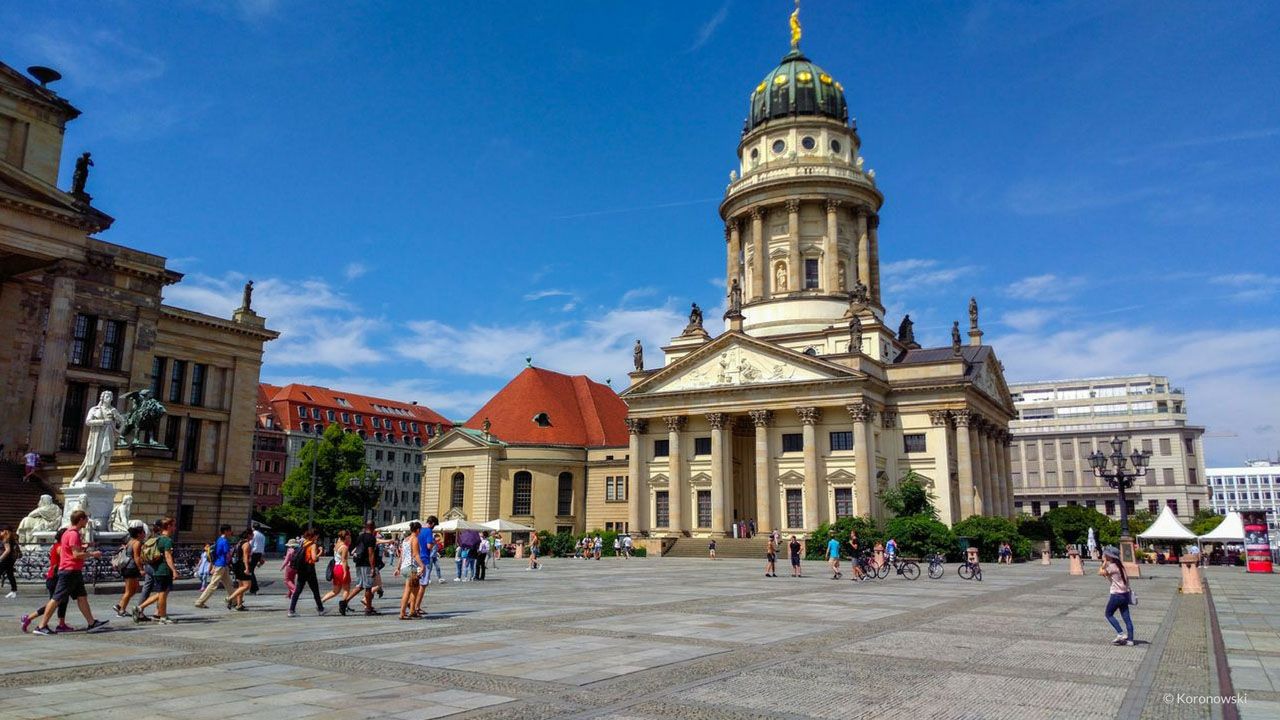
[230,541,246,571]
[141,536,162,565]
[325,557,335,581]
[289,543,308,572]
[111,543,132,573]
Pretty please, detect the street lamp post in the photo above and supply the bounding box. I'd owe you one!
[1088,434,1152,573]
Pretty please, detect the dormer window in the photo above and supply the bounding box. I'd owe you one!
[533,412,551,427]
[803,347,818,356]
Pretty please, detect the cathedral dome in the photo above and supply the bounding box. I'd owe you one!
[747,49,848,132]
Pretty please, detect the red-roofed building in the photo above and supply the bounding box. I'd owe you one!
[260,383,452,524]
[423,366,630,536]
[251,384,287,512]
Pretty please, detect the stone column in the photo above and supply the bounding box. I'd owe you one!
[750,208,765,301]
[929,410,955,519]
[749,410,774,532]
[1000,431,1013,517]
[990,431,1006,517]
[665,415,686,534]
[953,410,976,519]
[726,220,741,294]
[855,209,871,293]
[797,407,821,530]
[881,409,900,501]
[786,199,801,293]
[708,413,729,535]
[824,200,841,292]
[31,273,77,454]
[974,419,990,516]
[868,213,882,305]
[848,402,875,519]
[626,418,648,534]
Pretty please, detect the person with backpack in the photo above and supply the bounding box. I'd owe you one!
[343,522,379,616]
[226,528,254,611]
[19,528,69,633]
[287,528,325,617]
[33,510,109,634]
[194,525,235,609]
[0,525,20,598]
[281,539,299,597]
[112,525,146,617]
[475,532,489,581]
[320,529,352,613]
[133,517,177,624]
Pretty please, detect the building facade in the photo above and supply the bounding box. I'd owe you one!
[422,366,630,536]
[251,383,287,512]
[619,14,1016,538]
[0,61,277,539]
[1207,460,1280,537]
[1009,375,1208,522]
[259,383,450,524]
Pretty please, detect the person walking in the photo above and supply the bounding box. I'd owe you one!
[413,517,436,616]
[764,536,778,578]
[133,518,177,625]
[475,533,489,581]
[113,525,146,617]
[344,522,379,615]
[321,530,352,613]
[395,522,423,619]
[281,539,299,597]
[19,528,69,633]
[827,533,842,579]
[1100,547,1136,646]
[490,532,502,568]
[528,532,541,570]
[885,537,898,564]
[249,525,267,594]
[612,535,621,558]
[998,541,1013,565]
[848,530,864,582]
[194,525,235,609]
[622,534,633,558]
[790,535,804,577]
[33,510,108,635]
[708,538,717,560]
[23,449,40,481]
[195,544,211,592]
[594,535,603,560]
[0,526,19,598]
[287,528,325,617]
[226,529,254,611]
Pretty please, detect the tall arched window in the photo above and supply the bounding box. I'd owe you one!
[450,472,465,510]
[513,471,532,515]
[557,472,573,516]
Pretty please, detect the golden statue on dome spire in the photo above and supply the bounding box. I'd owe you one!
[789,0,802,50]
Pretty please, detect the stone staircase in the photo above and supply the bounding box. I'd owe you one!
[0,460,50,530]
[664,536,774,559]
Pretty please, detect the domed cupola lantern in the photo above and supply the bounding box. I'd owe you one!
[746,3,849,133]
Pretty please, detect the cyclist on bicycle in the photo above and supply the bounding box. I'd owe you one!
[885,537,898,564]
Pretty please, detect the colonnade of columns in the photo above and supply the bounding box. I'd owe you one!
[934,409,1014,520]
[724,200,881,304]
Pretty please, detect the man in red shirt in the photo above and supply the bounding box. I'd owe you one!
[33,510,109,635]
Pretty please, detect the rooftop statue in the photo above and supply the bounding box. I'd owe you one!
[726,278,743,315]
[849,315,862,355]
[119,388,167,448]
[241,280,254,311]
[69,390,124,487]
[633,339,644,372]
[897,314,916,345]
[952,321,963,354]
[969,296,980,330]
[71,152,93,196]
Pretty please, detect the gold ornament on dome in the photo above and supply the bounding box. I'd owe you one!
[835,81,844,91]
[797,71,812,83]
[773,74,788,86]
[819,73,832,85]
[756,81,767,94]
[789,0,802,50]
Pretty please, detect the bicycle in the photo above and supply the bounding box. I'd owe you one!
[852,551,877,582]
[873,553,920,580]
[927,553,945,579]
[957,557,983,581]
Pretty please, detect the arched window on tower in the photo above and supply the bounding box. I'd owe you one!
[450,472,465,510]
[557,472,574,516]
[513,471,532,515]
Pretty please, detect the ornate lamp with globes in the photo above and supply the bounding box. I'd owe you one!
[1088,435,1152,575]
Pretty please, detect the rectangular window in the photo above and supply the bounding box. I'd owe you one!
[903,433,926,453]
[1192,499,1200,514]
[311,408,321,420]
[150,356,167,396]
[1159,438,1172,456]
[298,406,307,418]
[697,490,712,528]
[694,437,711,456]
[168,360,187,403]
[59,382,89,451]
[1167,499,1178,515]
[654,439,669,457]
[189,363,207,407]
[781,433,803,453]
[1105,499,1115,516]
[341,412,349,423]
[69,314,97,367]
[1163,468,1174,486]
[1184,437,1195,455]
[164,415,180,450]
[375,449,383,462]
[785,488,803,528]
[1141,439,1153,453]
[557,478,573,516]
[655,491,670,527]
[182,418,201,471]
[326,409,335,422]
[1086,500,1096,511]
[179,504,195,532]
[355,415,364,426]
[1031,501,1041,516]
[99,319,126,371]
[835,488,853,519]
[804,258,819,289]
[1189,468,1197,484]
[605,476,615,502]
[1048,501,1059,511]
[1148,499,1159,514]
[830,431,853,451]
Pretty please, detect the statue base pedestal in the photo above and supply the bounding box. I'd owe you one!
[101,454,183,535]
[1120,536,1142,578]
[60,483,117,535]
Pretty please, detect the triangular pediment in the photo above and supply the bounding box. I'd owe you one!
[826,469,855,482]
[690,472,712,484]
[969,349,1016,413]
[427,429,498,452]
[625,332,858,396]
[778,470,805,483]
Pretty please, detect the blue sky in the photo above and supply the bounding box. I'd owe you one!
[3,1,1278,465]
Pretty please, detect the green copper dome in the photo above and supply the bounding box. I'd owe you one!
[747,50,848,132]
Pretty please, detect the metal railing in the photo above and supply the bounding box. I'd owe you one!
[14,544,204,585]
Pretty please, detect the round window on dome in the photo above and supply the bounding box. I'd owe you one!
[773,74,788,86]
[801,136,816,151]
[830,139,842,154]
[750,148,759,161]
[797,71,813,83]
[772,139,785,154]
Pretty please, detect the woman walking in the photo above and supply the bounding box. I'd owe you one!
[1099,547,1136,646]
[226,529,254,611]
[321,530,352,613]
[395,522,422,619]
[113,525,146,616]
[281,539,299,597]
[0,526,19,598]
[288,529,325,617]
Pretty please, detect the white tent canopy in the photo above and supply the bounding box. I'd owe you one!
[1198,511,1245,542]
[377,519,420,534]
[1137,506,1197,541]
[434,518,489,532]
[482,519,535,533]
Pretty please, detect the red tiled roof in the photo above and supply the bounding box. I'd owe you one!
[260,383,451,443]
[464,367,628,447]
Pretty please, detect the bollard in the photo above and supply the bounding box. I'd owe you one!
[1067,548,1083,575]
[1179,558,1204,594]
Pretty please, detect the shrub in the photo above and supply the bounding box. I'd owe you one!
[805,516,881,560]
[883,513,955,560]
[1041,506,1116,554]
[1190,510,1224,536]
[535,530,577,558]
[878,472,939,520]
[952,515,1021,562]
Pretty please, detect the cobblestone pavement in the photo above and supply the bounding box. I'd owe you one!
[1204,567,1280,720]
[0,558,1233,719]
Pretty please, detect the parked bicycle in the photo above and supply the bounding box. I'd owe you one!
[927,553,945,579]
[957,556,983,581]
[872,553,920,580]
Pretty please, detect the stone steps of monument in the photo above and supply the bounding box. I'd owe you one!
[0,461,46,530]
[665,536,774,559]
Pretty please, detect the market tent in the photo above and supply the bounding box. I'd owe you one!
[481,519,535,533]
[1137,506,1197,541]
[434,518,489,533]
[377,519,420,534]
[1197,511,1245,542]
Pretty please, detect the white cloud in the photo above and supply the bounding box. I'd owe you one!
[999,308,1055,332]
[881,258,977,297]
[1006,273,1085,302]
[523,289,575,301]
[1210,273,1280,302]
[690,1,731,52]
[344,262,368,281]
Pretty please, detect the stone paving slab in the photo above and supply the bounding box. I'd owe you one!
[569,610,814,645]
[0,633,185,675]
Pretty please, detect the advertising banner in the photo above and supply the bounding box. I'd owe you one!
[1241,511,1273,574]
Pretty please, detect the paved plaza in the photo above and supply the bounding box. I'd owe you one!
[1,558,1274,720]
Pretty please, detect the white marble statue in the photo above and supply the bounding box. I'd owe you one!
[18,494,62,544]
[110,495,134,533]
[69,390,125,487]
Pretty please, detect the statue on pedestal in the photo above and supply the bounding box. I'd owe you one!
[682,302,704,334]
[18,495,61,545]
[69,390,124,487]
[71,152,93,197]
[849,279,868,307]
[849,315,863,355]
[725,279,743,316]
[119,389,167,448]
[969,296,980,330]
[952,321,963,355]
[633,339,644,371]
[241,280,255,311]
[897,315,916,345]
[110,495,135,533]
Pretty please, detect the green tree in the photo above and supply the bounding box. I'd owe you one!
[953,515,1025,561]
[1126,509,1156,536]
[264,424,372,538]
[1041,505,1117,553]
[878,471,939,519]
[884,514,955,559]
[1190,509,1224,536]
[805,516,882,560]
